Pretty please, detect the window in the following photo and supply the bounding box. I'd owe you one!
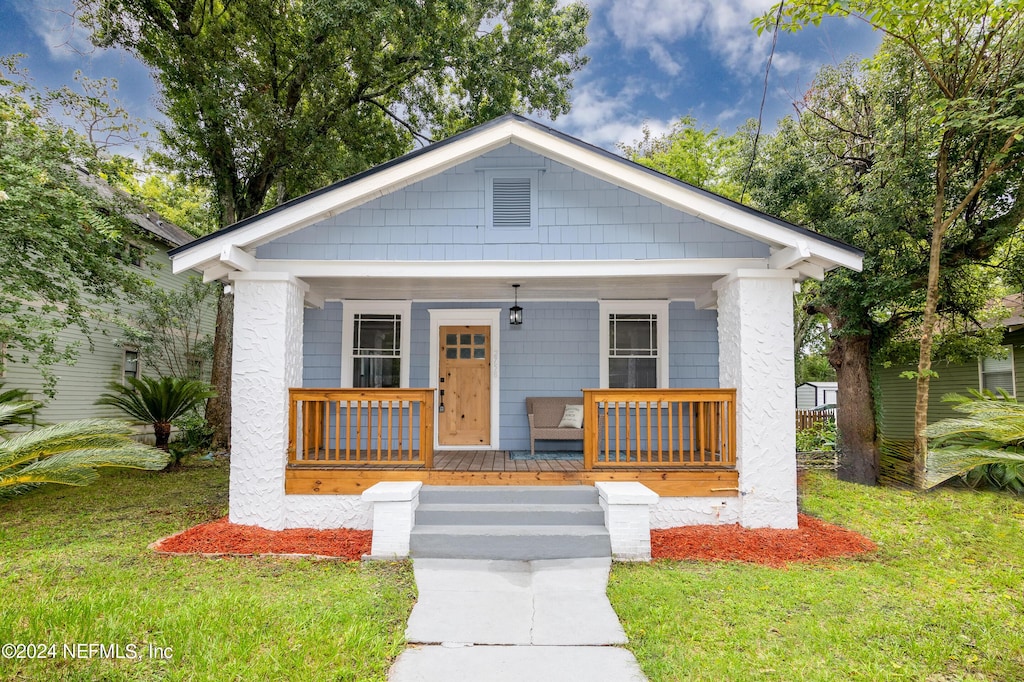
[123,348,140,382]
[599,301,669,389]
[186,354,204,380]
[352,314,402,388]
[341,301,411,388]
[485,170,538,240]
[980,346,1016,396]
[115,243,144,268]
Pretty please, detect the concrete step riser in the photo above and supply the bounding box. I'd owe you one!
[415,506,605,527]
[410,532,611,561]
[419,486,598,505]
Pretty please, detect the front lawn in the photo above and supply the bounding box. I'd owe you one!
[0,461,415,682]
[610,472,1024,681]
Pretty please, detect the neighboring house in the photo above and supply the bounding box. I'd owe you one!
[876,295,1024,441]
[796,381,838,409]
[2,175,216,424]
[169,114,863,532]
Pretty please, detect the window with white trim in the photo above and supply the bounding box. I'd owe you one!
[122,348,140,383]
[980,346,1016,396]
[599,301,670,389]
[341,301,412,388]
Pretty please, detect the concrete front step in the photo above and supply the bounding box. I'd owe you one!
[418,485,599,505]
[411,486,610,560]
[409,524,612,561]
[415,502,605,527]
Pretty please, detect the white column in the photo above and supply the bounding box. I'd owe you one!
[228,272,307,530]
[362,481,423,559]
[714,270,798,529]
[596,482,659,561]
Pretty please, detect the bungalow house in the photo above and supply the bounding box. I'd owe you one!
[168,115,863,534]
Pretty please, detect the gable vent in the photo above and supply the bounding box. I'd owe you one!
[491,177,532,229]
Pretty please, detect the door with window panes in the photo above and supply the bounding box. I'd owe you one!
[438,326,491,445]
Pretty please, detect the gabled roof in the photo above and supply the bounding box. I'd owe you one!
[169,114,862,275]
[78,171,195,248]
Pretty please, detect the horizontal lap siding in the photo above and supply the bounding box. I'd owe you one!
[3,242,217,423]
[302,301,720,451]
[256,145,769,261]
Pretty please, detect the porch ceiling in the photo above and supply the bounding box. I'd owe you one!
[302,274,722,301]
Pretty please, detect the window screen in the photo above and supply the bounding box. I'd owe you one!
[608,313,658,389]
[352,314,402,388]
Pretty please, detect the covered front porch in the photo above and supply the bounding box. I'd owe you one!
[284,387,740,496]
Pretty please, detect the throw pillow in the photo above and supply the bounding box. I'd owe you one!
[558,404,584,429]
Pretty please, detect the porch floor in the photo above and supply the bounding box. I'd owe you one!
[434,450,582,472]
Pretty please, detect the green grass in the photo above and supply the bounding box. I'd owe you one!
[0,460,415,681]
[610,472,1024,681]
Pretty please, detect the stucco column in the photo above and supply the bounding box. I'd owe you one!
[228,272,308,530]
[714,269,798,529]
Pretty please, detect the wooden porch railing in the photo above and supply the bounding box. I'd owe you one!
[582,389,736,469]
[288,388,434,467]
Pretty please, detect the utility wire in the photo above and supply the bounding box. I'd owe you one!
[741,1,785,203]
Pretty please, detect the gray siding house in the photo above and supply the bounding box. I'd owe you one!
[169,115,862,532]
[3,181,216,424]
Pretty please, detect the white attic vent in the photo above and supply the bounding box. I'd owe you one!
[491,177,533,229]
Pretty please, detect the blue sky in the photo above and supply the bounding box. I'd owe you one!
[2,0,881,154]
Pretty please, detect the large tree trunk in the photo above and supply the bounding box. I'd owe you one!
[206,289,234,450]
[830,333,880,484]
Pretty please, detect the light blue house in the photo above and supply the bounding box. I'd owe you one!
[169,115,862,532]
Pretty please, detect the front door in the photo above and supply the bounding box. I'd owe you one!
[438,325,491,446]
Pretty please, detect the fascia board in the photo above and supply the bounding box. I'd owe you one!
[508,125,863,272]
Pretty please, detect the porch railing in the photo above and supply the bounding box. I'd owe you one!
[288,388,434,467]
[582,389,736,469]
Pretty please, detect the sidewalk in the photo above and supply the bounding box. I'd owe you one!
[388,558,647,682]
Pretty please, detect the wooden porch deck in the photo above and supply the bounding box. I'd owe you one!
[285,449,738,497]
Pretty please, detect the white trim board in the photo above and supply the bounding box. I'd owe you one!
[428,308,502,451]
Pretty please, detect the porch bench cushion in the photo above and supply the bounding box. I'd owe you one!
[526,396,584,456]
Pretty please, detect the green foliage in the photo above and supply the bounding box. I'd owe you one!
[0,419,167,499]
[80,0,591,226]
[0,382,41,436]
[0,55,148,396]
[114,276,217,380]
[167,410,215,467]
[96,376,216,451]
[796,418,837,452]
[796,354,836,384]
[620,116,744,199]
[925,390,1024,491]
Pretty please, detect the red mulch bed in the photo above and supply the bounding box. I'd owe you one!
[651,513,876,567]
[152,517,371,560]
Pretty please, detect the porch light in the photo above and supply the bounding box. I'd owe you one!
[509,284,523,325]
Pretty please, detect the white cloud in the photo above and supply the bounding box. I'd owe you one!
[598,0,777,77]
[14,0,96,60]
[646,43,684,77]
[553,79,672,151]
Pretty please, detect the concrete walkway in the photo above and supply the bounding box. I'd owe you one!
[388,558,647,681]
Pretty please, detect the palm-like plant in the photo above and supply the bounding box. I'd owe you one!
[1,419,168,499]
[96,376,216,451]
[0,383,41,436]
[924,391,1024,491]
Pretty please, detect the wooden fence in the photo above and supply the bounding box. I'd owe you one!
[796,408,836,430]
[582,389,736,470]
[288,388,434,467]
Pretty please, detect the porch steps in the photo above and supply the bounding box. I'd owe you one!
[410,486,610,560]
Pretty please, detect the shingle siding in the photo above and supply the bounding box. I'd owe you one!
[256,145,769,261]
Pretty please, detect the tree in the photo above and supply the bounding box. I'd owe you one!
[96,376,216,452]
[78,0,590,449]
[0,56,147,397]
[620,116,744,199]
[114,277,217,380]
[0,417,168,499]
[760,1,1024,484]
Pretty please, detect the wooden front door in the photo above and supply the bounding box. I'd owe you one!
[438,325,491,446]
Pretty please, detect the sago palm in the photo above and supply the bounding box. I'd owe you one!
[96,376,216,450]
[0,418,168,499]
[924,391,1024,491]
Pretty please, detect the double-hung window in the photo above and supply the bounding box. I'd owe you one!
[341,301,411,388]
[600,301,669,389]
[980,346,1016,396]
